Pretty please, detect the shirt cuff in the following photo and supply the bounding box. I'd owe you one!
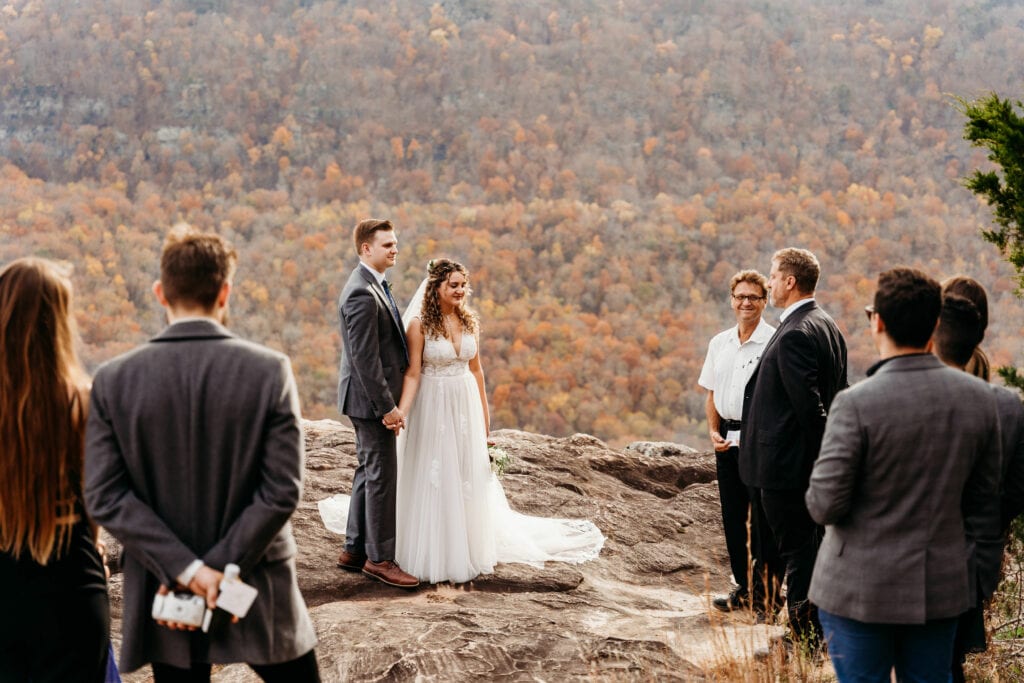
[176,559,204,587]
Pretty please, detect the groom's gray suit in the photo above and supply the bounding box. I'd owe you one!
[338,263,408,561]
[85,320,317,673]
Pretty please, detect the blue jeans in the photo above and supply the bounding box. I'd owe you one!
[819,609,957,683]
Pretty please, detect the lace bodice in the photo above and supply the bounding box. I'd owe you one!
[421,333,476,377]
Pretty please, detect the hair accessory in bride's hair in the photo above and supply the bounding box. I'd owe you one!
[427,259,435,273]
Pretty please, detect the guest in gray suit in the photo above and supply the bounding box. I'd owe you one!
[85,227,320,681]
[934,290,1024,682]
[807,267,1001,683]
[336,219,418,588]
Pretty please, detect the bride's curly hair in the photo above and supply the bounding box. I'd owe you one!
[419,258,478,340]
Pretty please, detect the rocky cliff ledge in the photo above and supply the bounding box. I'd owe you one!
[112,419,781,681]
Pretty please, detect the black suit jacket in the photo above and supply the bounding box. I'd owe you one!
[336,265,409,419]
[740,300,848,491]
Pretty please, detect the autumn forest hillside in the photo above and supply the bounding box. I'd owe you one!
[2,0,1023,446]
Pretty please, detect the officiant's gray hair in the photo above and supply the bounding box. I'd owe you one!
[729,270,767,296]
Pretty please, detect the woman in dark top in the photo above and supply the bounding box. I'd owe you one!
[0,258,110,682]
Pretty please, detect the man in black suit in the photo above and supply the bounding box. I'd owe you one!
[336,218,418,588]
[740,247,848,648]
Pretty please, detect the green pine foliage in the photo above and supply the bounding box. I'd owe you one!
[960,94,1024,394]
[961,94,1024,291]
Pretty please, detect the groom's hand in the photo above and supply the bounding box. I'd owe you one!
[383,407,405,433]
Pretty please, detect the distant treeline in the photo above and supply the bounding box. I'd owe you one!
[1,0,1022,445]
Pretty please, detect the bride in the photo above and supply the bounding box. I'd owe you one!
[392,258,605,584]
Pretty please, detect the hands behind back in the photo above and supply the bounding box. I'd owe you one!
[155,565,238,631]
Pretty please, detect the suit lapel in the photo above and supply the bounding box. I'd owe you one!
[764,300,817,354]
[355,265,409,358]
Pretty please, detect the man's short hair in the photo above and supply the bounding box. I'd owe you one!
[730,270,768,297]
[160,225,237,309]
[934,294,983,368]
[873,267,941,348]
[353,219,394,256]
[772,248,820,294]
[942,276,988,337]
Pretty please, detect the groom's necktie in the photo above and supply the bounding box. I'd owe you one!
[382,280,409,362]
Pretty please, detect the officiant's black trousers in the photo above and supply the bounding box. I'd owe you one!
[715,443,751,594]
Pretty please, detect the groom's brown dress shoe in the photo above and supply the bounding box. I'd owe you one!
[337,549,367,572]
[362,560,420,588]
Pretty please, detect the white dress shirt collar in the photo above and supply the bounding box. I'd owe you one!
[779,296,815,322]
[359,260,387,286]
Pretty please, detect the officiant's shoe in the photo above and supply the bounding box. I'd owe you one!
[712,587,749,612]
[363,560,420,588]
[337,549,367,572]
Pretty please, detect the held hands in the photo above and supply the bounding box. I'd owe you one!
[383,406,406,434]
[710,431,733,453]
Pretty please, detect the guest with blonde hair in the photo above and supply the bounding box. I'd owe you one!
[0,257,111,681]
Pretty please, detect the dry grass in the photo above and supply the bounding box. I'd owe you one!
[964,523,1024,682]
[694,575,837,683]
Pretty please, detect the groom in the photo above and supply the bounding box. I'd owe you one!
[336,218,419,588]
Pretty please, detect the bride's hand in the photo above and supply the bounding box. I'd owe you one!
[383,406,406,433]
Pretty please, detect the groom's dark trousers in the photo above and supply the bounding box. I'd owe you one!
[346,417,398,561]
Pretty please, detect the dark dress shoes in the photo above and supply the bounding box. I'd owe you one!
[362,560,420,588]
[336,549,367,572]
[712,587,750,612]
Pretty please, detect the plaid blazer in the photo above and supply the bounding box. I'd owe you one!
[806,354,1002,624]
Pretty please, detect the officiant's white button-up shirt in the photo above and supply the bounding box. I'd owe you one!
[698,317,776,421]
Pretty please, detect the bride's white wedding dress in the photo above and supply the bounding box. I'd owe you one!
[397,331,605,584]
[319,330,606,584]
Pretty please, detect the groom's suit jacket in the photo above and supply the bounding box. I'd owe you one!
[84,320,316,672]
[806,354,1002,623]
[740,300,848,491]
[337,264,408,418]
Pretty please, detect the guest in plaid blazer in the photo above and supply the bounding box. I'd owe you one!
[806,267,1001,682]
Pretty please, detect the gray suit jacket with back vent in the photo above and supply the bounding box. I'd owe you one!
[85,319,317,672]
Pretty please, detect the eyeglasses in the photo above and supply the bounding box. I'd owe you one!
[864,305,876,322]
[732,294,767,303]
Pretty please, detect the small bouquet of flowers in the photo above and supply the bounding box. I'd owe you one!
[488,445,512,477]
